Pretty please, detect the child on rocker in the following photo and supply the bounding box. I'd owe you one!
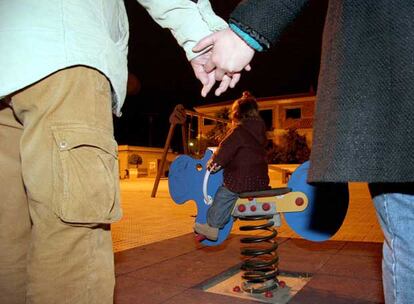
[195,92,270,240]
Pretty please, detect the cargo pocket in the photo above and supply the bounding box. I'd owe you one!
[51,125,122,224]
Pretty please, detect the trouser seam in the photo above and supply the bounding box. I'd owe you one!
[87,229,93,303]
[383,193,398,303]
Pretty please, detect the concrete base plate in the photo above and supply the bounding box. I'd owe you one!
[203,269,311,303]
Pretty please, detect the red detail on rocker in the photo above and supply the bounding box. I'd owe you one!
[265,291,273,298]
[262,203,271,211]
[295,197,304,206]
[233,286,241,292]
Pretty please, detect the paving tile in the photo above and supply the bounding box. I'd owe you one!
[163,288,259,304]
[209,234,246,253]
[318,254,382,280]
[115,234,200,275]
[112,179,197,252]
[278,238,346,254]
[338,241,383,257]
[277,251,333,274]
[114,274,187,304]
[276,239,341,274]
[330,183,383,243]
[125,240,243,288]
[291,274,384,303]
[290,288,381,304]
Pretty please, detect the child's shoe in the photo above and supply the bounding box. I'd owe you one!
[194,223,219,241]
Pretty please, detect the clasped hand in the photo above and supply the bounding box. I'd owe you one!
[190,28,256,97]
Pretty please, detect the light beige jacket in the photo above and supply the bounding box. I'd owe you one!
[0,0,227,116]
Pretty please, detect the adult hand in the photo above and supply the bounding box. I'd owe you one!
[190,51,216,97]
[190,50,242,97]
[193,28,255,85]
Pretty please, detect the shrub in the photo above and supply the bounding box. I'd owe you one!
[204,107,230,146]
[267,128,310,164]
[128,153,143,167]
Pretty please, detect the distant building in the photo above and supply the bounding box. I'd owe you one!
[118,145,178,179]
[194,93,315,147]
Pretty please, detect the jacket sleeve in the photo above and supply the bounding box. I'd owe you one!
[229,0,309,50]
[137,0,228,60]
[212,128,241,168]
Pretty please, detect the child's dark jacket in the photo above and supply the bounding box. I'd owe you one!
[212,117,270,193]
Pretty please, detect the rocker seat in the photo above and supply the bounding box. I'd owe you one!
[238,187,291,198]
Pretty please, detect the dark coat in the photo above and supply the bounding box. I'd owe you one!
[212,117,270,193]
[230,0,414,182]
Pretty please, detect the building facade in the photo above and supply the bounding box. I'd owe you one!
[194,93,316,147]
[118,145,178,179]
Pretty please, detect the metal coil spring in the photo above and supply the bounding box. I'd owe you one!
[238,214,280,294]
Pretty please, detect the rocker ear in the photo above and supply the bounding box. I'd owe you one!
[168,149,232,247]
[168,155,195,204]
[286,161,349,242]
[168,149,216,205]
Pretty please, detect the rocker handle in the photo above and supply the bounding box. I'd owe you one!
[203,169,213,205]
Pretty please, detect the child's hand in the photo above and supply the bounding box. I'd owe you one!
[207,159,222,173]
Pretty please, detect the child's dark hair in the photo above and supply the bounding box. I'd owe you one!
[231,91,259,122]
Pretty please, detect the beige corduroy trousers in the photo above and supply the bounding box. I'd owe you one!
[0,66,122,304]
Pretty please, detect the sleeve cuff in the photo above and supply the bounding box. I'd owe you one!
[229,23,263,52]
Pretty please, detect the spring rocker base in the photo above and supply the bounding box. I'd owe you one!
[228,188,306,294]
[168,148,349,296]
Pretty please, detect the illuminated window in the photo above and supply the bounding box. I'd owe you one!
[285,108,301,119]
[203,118,214,126]
[259,109,273,131]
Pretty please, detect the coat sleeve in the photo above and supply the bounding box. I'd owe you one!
[212,128,242,168]
[229,0,309,50]
[137,0,228,60]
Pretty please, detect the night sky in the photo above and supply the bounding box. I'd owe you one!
[114,0,328,149]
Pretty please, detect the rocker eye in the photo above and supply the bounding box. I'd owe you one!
[196,163,203,171]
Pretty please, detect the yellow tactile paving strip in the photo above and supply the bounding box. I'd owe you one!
[111,179,383,253]
[332,182,384,242]
[112,178,196,252]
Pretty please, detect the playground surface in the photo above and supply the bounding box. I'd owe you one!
[112,178,384,303]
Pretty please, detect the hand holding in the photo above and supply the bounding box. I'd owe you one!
[190,50,243,97]
[190,51,216,97]
[193,28,255,85]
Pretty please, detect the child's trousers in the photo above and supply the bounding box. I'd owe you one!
[0,66,121,304]
[207,186,239,228]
